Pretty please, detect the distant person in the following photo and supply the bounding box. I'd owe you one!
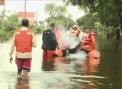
[41,22,58,70]
[67,25,80,37]
[79,27,88,49]
[79,27,87,42]
[67,25,81,53]
[9,19,36,79]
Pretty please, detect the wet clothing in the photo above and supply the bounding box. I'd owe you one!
[43,50,55,63]
[42,28,58,70]
[42,50,55,71]
[42,28,58,50]
[14,29,33,52]
[16,58,32,72]
[9,27,36,71]
[9,27,36,58]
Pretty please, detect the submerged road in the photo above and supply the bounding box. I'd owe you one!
[0,34,106,89]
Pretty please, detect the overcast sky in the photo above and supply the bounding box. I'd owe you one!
[0,0,85,21]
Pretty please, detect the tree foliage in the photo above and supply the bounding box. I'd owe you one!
[45,3,67,17]
[0,14,18,41]
[77,13,99,28]
[65,0,122,30]
[45,3,74,29]
[0,14,42,42]
[46,16,74,28]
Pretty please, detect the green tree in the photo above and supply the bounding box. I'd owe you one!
[0,14,19,42]
[65,0,122,39]
[46,16,74,28]
[45,3,56,17]
[45,3,67,17]
[65,0,122,29]
[45,3,74,28]
[77,13,99,28]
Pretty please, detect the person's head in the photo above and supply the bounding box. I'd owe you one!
[86,28,91,33]
[83,27,91,33]
[72,25,78,30]
[49,22,55,29]
[21,19,29,27]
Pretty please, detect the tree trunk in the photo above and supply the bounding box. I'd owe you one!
[116,10,122,40]
[115,28,120,40]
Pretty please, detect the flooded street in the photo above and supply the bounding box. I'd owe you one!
[0,34,121,89]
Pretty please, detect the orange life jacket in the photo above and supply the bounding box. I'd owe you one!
[14,29,33,52]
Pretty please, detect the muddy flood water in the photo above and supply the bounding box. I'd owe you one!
[0,34,122,89]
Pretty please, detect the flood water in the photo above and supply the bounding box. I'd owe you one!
[0,34,121,89]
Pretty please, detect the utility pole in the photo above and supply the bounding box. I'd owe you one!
[3,0,5,19]
[0,0,5,19]
[24,0,26,18]
[2,0,5,30]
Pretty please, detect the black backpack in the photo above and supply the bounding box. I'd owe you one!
[42,29,58,50]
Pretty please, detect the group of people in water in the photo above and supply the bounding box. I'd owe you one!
[9,18,100,80]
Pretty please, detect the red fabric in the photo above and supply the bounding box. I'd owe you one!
[43,50,55,63]
[16,58,32,69]
[14,29,32,52]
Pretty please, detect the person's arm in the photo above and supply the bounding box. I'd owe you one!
[32,32,36,47]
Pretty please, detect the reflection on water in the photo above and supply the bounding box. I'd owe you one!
[15,78,30,89]
[97,37,122,89]
[42,57,55,71]
[84,58,100,75]
[0,34,121,89]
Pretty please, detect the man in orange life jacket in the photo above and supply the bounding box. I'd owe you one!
[41,23,58,71]
[9,19,36,79]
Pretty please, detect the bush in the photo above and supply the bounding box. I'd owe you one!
[0,14,18,42]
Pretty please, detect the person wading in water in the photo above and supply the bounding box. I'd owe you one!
[41,23,58,71]
[9,19,36,80]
